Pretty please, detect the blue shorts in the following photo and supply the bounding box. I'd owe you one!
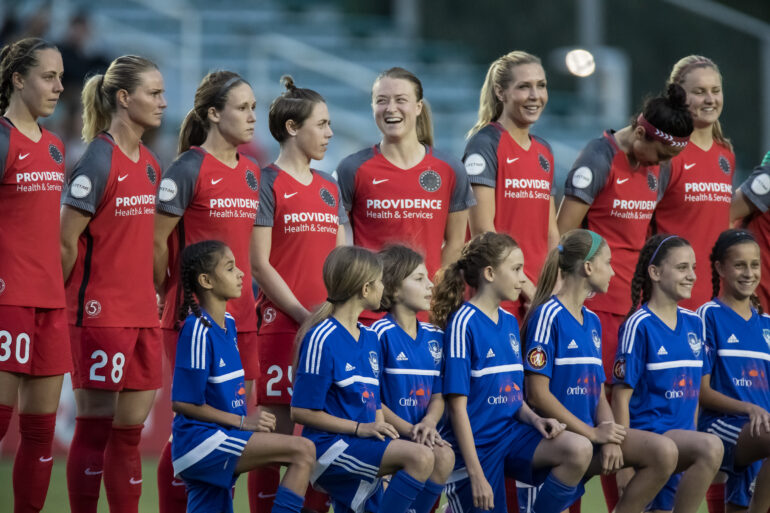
[309,434,390,513]
[648,472,682,511]
[184,479,235,513]
[699,415,747,473]
[445,421,547,513]
[172,427,251,490]
[726,459,761,508]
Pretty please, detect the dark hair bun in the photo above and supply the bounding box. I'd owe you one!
[665,83,688,111]
[280,75,296,92]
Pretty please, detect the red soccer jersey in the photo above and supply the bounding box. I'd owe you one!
[337,145,475,279]
[463,122,555,282]
[564,131,664,316]
[156,147,260,331]
[739,164,770,312]
[654,142,735,309]
[254,165,345,334]
[63,134,160,327]
[0,118,66,308]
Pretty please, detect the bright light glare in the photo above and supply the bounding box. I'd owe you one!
[565,49,596,77]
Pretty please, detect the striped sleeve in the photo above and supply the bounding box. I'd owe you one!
[613,311,649,388]
[523,300,560,378]
[292,319,336,410]
[443,305,474,397]
[171,316,211,405]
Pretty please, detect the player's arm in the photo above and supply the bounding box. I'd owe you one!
[291,407,399,440]
[556,196,591,234]
[699,374,770,436]
[610,385,633,429]
[547,196,560,247]
[335,223,347,246]
[60,205,92,281]
[153,212,181,293]
[468,185,495,236]
[514,400,566,439]
[730,188,757,223]
[250,226,311,324]
[380,403,413,437]
[172,400,275,432]
[441,210,468,267]
[412,392,447,447]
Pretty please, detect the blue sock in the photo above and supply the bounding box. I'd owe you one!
[409,479,443,513]
[380,470,425,513]
[270,485,304,513]
[532,473,579,513]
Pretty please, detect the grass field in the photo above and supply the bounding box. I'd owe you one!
[0,459,710,512]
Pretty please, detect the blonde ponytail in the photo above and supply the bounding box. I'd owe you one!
[81,74,111,141]
[416,98,434,147]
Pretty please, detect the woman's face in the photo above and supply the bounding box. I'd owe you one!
[372,76,422,143]
[680,66,723,130]
[124,68,167,130]
[293,101,333,161]
[630,129,683,167]
[212,82,256,146]
[651,245,697,302]
[15,48,64,119]
[717,242,760,301]
[496,62,547,128]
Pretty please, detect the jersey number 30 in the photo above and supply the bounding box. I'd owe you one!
[0,330,30,364]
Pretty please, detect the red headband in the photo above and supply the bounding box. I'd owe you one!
[636,114,689,148]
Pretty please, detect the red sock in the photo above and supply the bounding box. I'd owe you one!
[0,404,12,441]
[66,417,113,513]
[304,486,330,513]
[706,483,725,513]
[600,473,619,513]
[505,477,520,512]
[103,424,144,513]
[13,413,56,513]
[158,440,187,513]
[248,466,280,513]
[569,497,581,513]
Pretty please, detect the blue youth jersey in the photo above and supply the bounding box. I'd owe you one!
[442,303,524,454]
[698,299,770,419]
[171,311,247,461]
[292,318,382,444]
[523,297,604,426]
[371,314,443,425]
[613,305,705,433]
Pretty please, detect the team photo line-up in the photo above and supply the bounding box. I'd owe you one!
[2,34,770,513]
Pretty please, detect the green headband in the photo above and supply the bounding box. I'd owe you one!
[584,231,604,262]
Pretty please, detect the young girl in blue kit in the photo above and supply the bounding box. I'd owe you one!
[522,229,678,513]
[612,234,723,513]
[291,245,437,513]
[372,245,455,512]
[431,231,593,513]
[170,240,315,513]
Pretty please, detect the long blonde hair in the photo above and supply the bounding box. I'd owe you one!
[372,67,433,147]
[467,51,541,138]
[667,55,732,152]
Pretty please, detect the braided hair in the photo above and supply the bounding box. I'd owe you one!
[710,229,762,313]
[178,240,228,328]
[627,234,692,318]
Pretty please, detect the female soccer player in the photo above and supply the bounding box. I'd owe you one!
[336,67,475,284]
[697,229,770,513]
[291,246,437,513]
[463,50,558,318]
[171,240,315,513]
[0,37,66,513]
[250,76,344,513]
[371,245,455,512]
[523,229,678,513]
[612,234,723,513]
[432,232,593,513]
[654,56,735,310]
[60,55,165,513]
[730,157,770,313]
[153,70,260,513]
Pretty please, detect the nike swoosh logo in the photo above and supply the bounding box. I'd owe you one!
[616,178,629,185]
[258,492,277,499]
[171,480,186,487]
[506,157,519,164]
[372,178,389,185]
[211,178,223,185]
[19,153,30,160]
[118,174,128,182]
[84,468,103,476]
[39,456,53,463]
[129,477,143,485]
[683,163,696,170]
[284,192,298,199]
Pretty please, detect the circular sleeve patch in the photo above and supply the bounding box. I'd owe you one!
[527,346,547,370]
[158,178,178,202]
[750,173,770,196]
[571,166,593,189]
[613,358,626,381]
[69,175,92,199]
[464,153,486,176]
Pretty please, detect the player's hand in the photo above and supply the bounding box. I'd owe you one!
[357,421,399,440]
[534,417,565,439]
[599,443,624,474]
[251,410,276,432]
[745,403,770,437]
[411,422,446,447]
[470,472,494,510]
[592,420,626,444]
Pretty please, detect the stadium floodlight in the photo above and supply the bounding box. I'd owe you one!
[565,49,596,77]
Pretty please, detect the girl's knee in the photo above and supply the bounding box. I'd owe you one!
[652,436,679,473]
[292,436,317,467]
[432,444,455,478]
[407,443,435,478]
[562,433,593,468]
[701,434,724,469]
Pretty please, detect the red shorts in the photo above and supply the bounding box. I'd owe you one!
[0,305,71,376]
[163,328,260,381]
[593,310,625,383]
[70,325,162,391]
[256,331,296,405]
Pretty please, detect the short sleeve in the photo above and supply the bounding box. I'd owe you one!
[435,149,476,213]
[613,320,646,389]
[291,327,334,410]
[156,149,204,216]
[0,120,10,181]
[62,136,114,214]
[739,164,770,213]
[442,320,472,397]
[563,137,614,205]
[171,319,210,405]
[657,160,674,201]
[255,167,278,227]
[522,307,556,379]
[317,170,349,225]
[335,148,373,212]
[462,126,501,188]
